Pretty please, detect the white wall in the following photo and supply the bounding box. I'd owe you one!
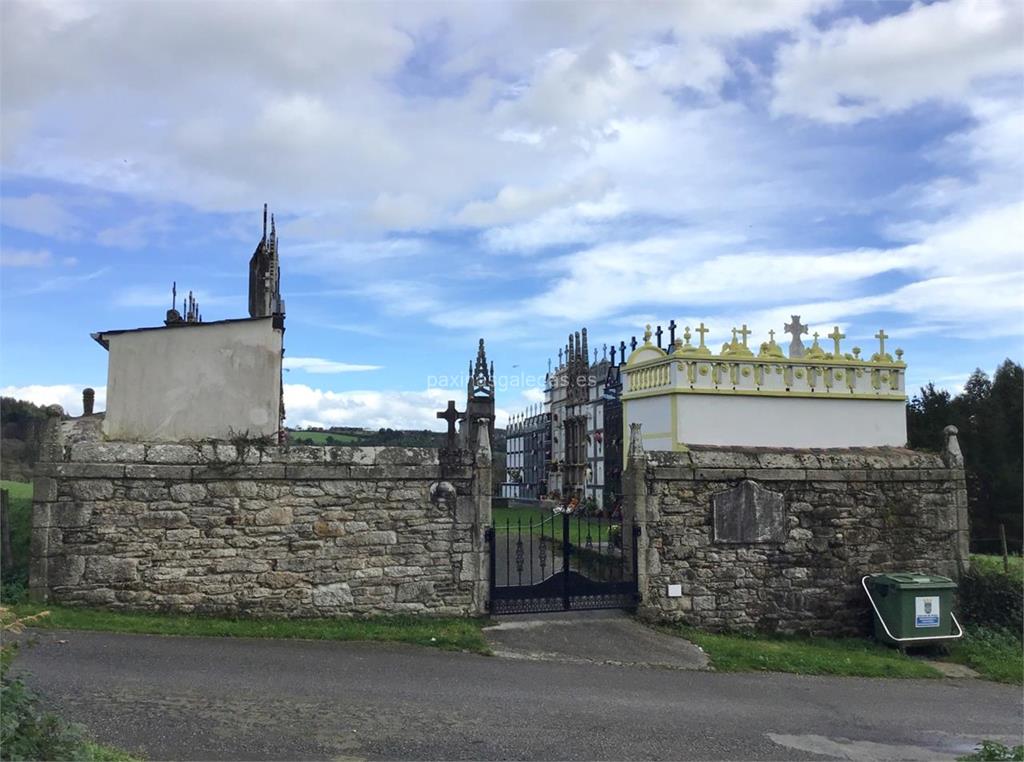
[675,394,907,448]
[101,318,283,441]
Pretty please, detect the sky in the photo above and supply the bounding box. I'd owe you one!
[1,0,1022,430]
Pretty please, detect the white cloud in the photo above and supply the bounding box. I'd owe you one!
[283,357,382,374]
[284,384,453,430]
[772,0,1024,123]
[0,193,82,238]
[0,384,106,417]
[0,248,52,267]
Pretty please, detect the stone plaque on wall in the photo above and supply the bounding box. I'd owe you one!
[712,480,786,544]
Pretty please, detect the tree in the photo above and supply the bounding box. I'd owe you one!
[906,360,1023,553]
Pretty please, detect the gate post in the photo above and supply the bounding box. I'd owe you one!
[471,420,493,615]
[621,422,649,603]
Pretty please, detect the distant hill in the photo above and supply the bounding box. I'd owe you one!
[289,426,508,451]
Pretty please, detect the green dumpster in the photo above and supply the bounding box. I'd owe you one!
[862,573,963,646]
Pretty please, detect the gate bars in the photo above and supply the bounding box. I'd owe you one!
[486,508,640,614]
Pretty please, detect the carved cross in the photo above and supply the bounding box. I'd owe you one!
[738,324,751,347]
[784,315,808,357]
[668,319,677,346]
[655,325,663,348]
[730,327,738,345]
[875,329,889,357]
[436,400,464,448]
[610,345,617,364]
[696,322,709,348]
[828,326,845,356]
[630,336,638,351]
[768,329,776,343]
[619,341,626,360]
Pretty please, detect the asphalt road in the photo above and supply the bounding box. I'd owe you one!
[14,629,1023,761]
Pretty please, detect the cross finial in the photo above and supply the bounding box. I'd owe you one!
[875,329,888,355]
[655,324,663,348]
[784,314,809,358]
[738,324,751,347]
[695,322,709,348]
[668,319,677,346]
[828,326,845,356]
[768,329,775,342]
[730,327,738,345]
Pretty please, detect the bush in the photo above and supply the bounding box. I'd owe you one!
[959,565,1023,633]
[958,741,1024,761]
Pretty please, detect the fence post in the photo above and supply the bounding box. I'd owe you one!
[1,489,11,573]
[999,523,1009,574]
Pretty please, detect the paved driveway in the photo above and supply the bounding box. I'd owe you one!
[14,628,1022,761]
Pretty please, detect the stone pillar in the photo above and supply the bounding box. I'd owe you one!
[82,388,95,416]
[622,423,649,600]
[29,406,65,602]
[942,425,971,575]
[470,420,492,615]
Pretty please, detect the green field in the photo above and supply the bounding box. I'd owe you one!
[288,430,364,444]
[971,553,1023,578]
[1,479,32,603]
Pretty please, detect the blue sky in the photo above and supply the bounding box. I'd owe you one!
[1,0,1022,429]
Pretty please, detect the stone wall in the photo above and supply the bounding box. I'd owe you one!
[627,433,969,636]
[30,423,491,617]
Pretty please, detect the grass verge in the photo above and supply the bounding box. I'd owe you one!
[11,604,492,654]
[948,626,1023,684]
[659,625,944,679]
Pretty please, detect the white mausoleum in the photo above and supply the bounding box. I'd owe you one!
[621,321,907,450]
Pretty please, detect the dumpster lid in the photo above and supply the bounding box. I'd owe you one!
[871,572,957,589]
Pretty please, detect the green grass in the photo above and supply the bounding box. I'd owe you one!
[11,604,492,654]
[660,625,944,679]
[493,505,617,544]
[1,480,33,603]
[948,626,1023,684]
[971,553,1024,578]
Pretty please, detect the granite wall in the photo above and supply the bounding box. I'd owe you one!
[30,417,492,617]
[627,430,969,636]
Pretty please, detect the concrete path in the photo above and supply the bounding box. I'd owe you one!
[484,609,710,670]
[14,628,1022,761]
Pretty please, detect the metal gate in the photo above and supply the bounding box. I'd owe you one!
[487,509,639,614]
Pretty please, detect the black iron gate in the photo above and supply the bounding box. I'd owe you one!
[487,509,639,614]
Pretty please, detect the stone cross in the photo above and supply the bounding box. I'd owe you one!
[738,324,751,347]
[593,348,598,364]
[784,315,808,358]
[768,329,776,343]
[620,341,626,359]
[655,325,663,348]
[558,348,563,365]
[610,345,617,365]
[730,327,738,345]
[630,336,638,351]
[875,329,889,357]
[828,326,845,356]
[602,343,607,360]
[695,322,709,349]
[668,319,677,346]
[436,400,464,448]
